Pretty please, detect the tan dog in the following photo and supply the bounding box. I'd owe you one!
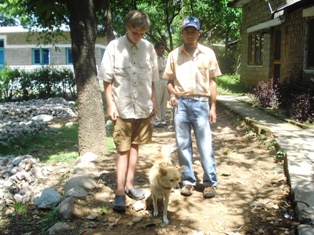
[149,145,184,224]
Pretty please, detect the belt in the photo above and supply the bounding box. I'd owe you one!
[178,96,209,101]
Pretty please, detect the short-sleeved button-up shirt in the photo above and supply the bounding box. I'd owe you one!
[163,43,222,97]
[98,35,159,119]
[157,55,167,80]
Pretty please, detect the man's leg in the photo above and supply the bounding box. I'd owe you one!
[113,150,129,212]
[174,99,196,186]
[160,82,169,122]
[116,151,129,195]
[125,144,139,190]
[192,101,218,193]
[153,80,163,125]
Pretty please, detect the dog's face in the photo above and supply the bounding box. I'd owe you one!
[159,166,184,189]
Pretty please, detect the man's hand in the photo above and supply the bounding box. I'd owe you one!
[209,109,217,124]
[107,107,119,121]
[169,96,178,107]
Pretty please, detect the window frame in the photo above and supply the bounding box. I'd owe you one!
[248,31,264,65]
[32,48,50,65]
[66,48,73,65]
[0,39,4,70]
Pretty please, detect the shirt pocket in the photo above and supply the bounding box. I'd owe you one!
[114,59,131,78]
[197,65,209,83]
[138,59,152,80]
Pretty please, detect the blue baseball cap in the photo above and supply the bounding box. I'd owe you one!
[181,16,200,30]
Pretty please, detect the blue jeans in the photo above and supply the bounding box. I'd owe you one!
[174,98,218,187]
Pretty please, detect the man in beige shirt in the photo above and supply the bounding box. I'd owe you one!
[153,41,169,127]
[164,16,222,199]
[98,10,158,212]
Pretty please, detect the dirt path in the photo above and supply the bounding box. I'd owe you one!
[2,104,296,235]
[68,105,294,235]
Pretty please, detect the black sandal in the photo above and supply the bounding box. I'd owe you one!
[124,187,145,200]
[112,195,126,212]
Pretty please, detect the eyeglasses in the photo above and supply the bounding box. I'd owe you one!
[182,30,199,36]
[130,30,145,37]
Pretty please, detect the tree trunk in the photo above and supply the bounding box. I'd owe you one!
[66,0,107,156]
[104,0,115,43]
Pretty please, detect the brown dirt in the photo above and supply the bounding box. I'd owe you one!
[1,105,297,235]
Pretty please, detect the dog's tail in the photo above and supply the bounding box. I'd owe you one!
[161,143,177,163]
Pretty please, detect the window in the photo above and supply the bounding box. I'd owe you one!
[307,18,314,69]
[248,31,264,65]
[66,48,72,64]
[0,39,4,70]
[32,48,50,65]
[100,48,105,60]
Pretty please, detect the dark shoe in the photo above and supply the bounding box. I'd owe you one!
[181,185,194,196]
[113,195,126,212]
[125,187,145,200]
[203,186,216,198]
[154,122,164,128]
[161,121,169,126]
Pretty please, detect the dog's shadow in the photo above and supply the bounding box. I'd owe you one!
[145,194,164,212]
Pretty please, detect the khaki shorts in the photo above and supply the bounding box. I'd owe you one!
[113,117,153,152]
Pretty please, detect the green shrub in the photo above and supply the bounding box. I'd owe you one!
[0,66,76,101]
[0,67,21,101]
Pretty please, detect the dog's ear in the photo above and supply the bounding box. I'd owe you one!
[177,165,184,173]
[159,167,168,176]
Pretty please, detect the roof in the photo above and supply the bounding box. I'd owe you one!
[0,26,29,33]
[228,0,311,10]
[0,25,70,33]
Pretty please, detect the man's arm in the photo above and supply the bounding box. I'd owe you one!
[167,80,178,107]
[151,82,157,118]
[104,81,118,121]
[209,77,217,124]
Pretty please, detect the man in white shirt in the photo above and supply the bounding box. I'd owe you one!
[153,42,169,127]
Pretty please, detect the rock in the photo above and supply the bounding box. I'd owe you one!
[57,196,74,219]
[47,222,70,234]
[64,186,88,198]
[132,216,142,223]
[132,200,145,211]
[75,152,98,164]
[34,187,62,209]
[0,98,80,215]
[65,122,74,127]
[12,156,22,166]
[0,98,78,142]
[31,114,53,122]
[87,215,97,220]
[63,176,97,194]
[73,164,97,178]
[88,221,97,228]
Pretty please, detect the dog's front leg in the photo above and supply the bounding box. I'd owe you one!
[163,196,169,224]
[152,194,158,217]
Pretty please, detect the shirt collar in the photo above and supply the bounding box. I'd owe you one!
[180,43,204,55]
[125,34,139,49]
